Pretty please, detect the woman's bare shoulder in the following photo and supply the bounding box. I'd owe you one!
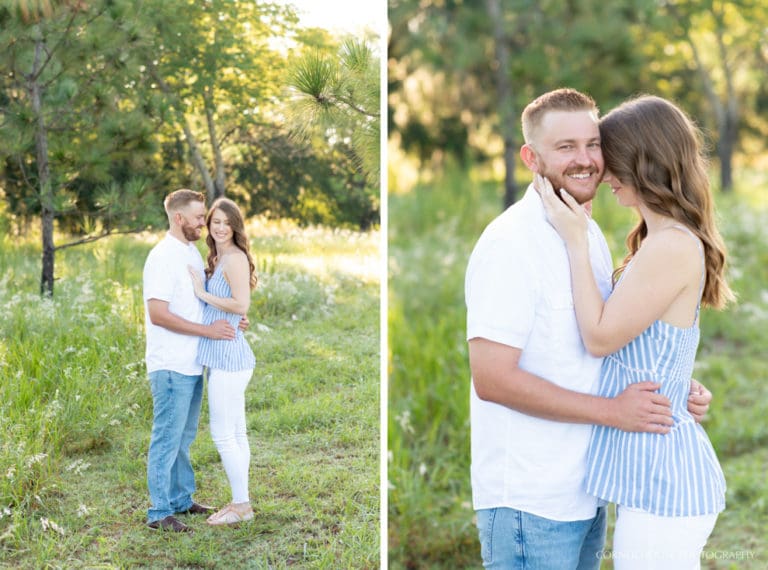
[639,226,702,274]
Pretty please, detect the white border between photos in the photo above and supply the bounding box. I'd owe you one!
[379,2,389,568]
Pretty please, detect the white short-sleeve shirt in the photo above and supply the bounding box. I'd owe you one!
[465,186,614,521]
[143,233,205,376]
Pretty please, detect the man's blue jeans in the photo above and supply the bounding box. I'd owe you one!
[476,506,607,570]
[146,370,203,523]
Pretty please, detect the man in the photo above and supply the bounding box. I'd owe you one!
[465,89,712,568]
[143,189,237,533]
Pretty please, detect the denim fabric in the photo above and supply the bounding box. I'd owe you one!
[146,370,203,523]
[476,506,607,570]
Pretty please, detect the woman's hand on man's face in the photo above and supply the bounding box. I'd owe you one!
[535,173,588,245]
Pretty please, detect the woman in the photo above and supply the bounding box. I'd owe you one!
[537,95,733,569]
[188,197,258,526]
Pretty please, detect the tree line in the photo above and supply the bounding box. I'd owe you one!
[0,0,379,295]
[389,0,768,207]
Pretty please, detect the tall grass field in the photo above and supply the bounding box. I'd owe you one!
[0,218,380,569]
[388,166,768,569]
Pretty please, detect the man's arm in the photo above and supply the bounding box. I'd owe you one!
[469,338,673,433]
[147,299,235,340]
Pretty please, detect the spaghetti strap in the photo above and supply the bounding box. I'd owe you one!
[669,224,706,322]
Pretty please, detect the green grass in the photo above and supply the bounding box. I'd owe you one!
[0,219,379,569]
[388,165,768,569]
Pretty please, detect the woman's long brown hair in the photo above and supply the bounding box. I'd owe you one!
[205,197,258,290]
[601,95,734,309]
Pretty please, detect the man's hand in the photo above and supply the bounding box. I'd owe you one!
[238,315,250,332]
[687,378,712,423]
[609,382,673,434]
[207,319,235,340]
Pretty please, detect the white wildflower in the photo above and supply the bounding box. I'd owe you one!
[25,453,48,468]
[395,410,415,434]
[65,460,91,474]
[40,517,65,536]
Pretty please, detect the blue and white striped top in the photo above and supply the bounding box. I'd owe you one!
[197,265,256,372]
[585,226,726,516]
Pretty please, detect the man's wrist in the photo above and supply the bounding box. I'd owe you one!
[593,396,618,429]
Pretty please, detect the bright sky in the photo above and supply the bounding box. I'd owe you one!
[278,0,383,36]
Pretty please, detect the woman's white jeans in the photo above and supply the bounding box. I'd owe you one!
[208,368,253,504]
[612,505,718,570]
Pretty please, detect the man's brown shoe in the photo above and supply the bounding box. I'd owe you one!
[178,502,216,516]
[147,515,192,533]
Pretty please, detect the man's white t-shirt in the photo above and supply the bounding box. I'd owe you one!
[143,233,205,376]
[465,186,614,522]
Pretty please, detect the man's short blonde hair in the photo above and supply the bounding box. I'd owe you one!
[163,189,205,215]
[521,88,599,144]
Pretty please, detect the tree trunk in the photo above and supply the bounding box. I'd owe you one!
[204,88,226,201]
[180,118,216,199]
[718,103,737,192]
[684,5,738,192]
[486,0,518,209]
[149,63,215,199]
[715,17,737,193]
[30,38,55,296]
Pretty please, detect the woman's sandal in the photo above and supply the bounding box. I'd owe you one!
[206,503,254,526]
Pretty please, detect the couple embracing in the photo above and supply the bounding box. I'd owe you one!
[142,190,257,532]
[466,89,733,569]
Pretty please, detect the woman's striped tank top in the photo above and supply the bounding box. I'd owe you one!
[197,264,256,372]
[584,225,726,516]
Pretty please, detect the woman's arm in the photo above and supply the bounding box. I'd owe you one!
[538,177,698,356]
[565,234,695,355]
[188,252,251,315]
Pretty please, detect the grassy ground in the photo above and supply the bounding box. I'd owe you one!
[388,165,768,569]
[0,219,380,569]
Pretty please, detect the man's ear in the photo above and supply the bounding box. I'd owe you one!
[520,144,539,173]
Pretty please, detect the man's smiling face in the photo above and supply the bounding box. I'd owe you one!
[527,109,604,204]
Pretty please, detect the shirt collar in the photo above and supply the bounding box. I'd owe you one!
[165,231,195,250]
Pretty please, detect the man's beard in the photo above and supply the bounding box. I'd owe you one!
[181,220,202,241]
[538,159,600,205]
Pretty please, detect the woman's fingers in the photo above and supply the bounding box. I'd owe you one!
[559,188,581,212]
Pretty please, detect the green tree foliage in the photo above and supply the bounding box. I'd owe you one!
[390,0,651,204]
[389,0,766,198]
[0,1,379,295]
[136,0,295,203]
[287,32,381,222]
[636,0,768,191]
[0,0,159,294]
